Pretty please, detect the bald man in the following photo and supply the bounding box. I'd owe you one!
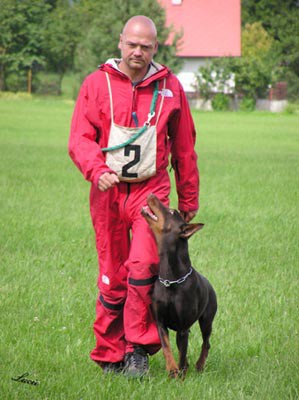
[69,15,199,377]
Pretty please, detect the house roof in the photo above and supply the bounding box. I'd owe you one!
[158,0,241,57]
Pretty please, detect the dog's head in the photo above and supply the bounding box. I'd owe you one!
[141,194,204,251]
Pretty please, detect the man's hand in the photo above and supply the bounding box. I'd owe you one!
[98,172,119,192]
[180,210,197,223]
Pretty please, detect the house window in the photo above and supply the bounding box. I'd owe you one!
[172,0,182,4]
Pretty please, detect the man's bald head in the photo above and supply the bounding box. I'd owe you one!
[122,16,157,40]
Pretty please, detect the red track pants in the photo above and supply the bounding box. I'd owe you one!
[89,171,170,363]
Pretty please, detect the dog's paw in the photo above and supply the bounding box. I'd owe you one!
[195,362,205,372]
[178,366,188,379]
[168,368,180,379]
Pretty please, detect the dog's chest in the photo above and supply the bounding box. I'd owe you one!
[153,283,201,331]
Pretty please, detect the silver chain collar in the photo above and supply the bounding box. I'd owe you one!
[158,267,193,288]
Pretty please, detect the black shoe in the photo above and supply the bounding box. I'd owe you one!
[123,347,149,378]
[102,361,124,374]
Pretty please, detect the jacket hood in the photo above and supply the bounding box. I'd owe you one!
[98,58,170,84]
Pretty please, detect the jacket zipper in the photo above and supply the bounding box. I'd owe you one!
[123,183,131,214]
[131,84,137,126]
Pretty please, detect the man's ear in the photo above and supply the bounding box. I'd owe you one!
[118,34,123,50]
[180,223,204,239]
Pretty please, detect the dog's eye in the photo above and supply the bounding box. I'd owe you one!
[169,209,175,215]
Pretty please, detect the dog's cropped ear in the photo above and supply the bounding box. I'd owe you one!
[180,223,204,239]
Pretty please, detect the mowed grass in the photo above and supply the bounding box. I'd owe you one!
[0,99,298,400]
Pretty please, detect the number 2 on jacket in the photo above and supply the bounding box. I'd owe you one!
[122,145,141,179]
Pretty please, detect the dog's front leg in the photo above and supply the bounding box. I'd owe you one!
[158,325,179,378]
[176,330,189,378]
[196,317,212,372]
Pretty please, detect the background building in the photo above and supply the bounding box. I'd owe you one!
[159,0,241,93]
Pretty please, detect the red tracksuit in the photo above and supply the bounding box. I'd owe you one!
[69,60,199,364]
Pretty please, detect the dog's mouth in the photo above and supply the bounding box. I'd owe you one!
[141,193,174,224]
[141,205,158,221]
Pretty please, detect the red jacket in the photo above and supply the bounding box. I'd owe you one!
[69,61,199,211]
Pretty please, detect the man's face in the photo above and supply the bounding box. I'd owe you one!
[118,24,158,75]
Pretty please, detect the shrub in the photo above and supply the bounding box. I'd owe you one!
[5,73,27,92]
[33,72,62,95]
[283,103,299,115]
[0,91,32,100]
[212,93,230,111]
[285,71,299,102]
[239,96,256,111]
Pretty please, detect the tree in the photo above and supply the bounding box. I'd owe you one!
[233,22,275,98]
[242,0,299,100]
[0,0,50,91]
[41,0,81,93]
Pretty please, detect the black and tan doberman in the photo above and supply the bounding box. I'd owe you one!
[141,194,217,378]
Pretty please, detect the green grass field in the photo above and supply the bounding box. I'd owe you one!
[0,98,298,399]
